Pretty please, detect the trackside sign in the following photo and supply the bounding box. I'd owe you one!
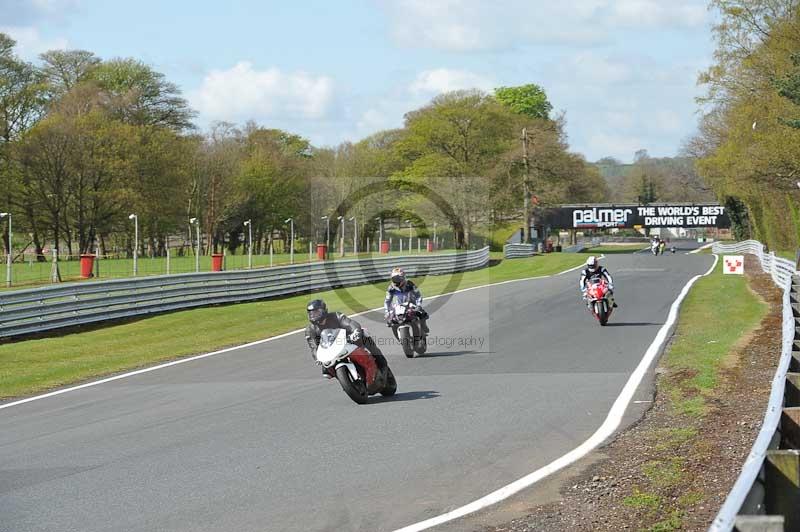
[542,203,730,229]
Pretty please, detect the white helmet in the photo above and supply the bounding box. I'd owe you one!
[586,256,599,272]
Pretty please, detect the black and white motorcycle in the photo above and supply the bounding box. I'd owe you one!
[387,293,428,358]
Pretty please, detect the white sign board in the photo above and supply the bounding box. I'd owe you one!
[723,255,744,275]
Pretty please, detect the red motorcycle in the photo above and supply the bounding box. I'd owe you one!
[585,278,613,326]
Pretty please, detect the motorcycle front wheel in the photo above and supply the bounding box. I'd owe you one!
[596,301,609,326]
[336,366,368,404]
[398,327,415,358]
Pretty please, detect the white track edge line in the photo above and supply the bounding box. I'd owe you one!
[688,242,715,254]
[392,254,720,532]
[0,258,590,411]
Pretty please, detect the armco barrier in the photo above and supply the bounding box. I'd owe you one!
[710,240,800,531]
[0,248,489,339]
[503,243,536,258]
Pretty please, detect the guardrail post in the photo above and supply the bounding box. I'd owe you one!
[734,515,784,532]
[788,374,800,408]
[764,450,800,530]
[783,408,800,450]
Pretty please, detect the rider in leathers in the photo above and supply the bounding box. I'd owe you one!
[305,299,388,377]
[384,267,429,334]
[579,256,618,308]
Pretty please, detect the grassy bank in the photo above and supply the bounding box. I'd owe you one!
[0,252,587,400]
[620,259,768,530]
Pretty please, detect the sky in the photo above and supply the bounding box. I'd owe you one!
[0,0,717,162]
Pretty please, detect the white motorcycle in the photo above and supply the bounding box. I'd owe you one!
[315,328,397,404]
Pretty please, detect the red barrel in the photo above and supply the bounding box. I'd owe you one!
[79,254,95,278]
[317,244,328,260]
[546,239,554,253]
[427,240,433,252]
[380,240,390,254]
[211,253,224,271]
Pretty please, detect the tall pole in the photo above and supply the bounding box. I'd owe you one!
[285,218,294,264]
[433,221,437,251]
[375,217,383,252]
[0,213,10,287]
[338,215,344,257]
[190,217,199,272]
[522,127,532,244]
[129,214,138,276]
[321,215,330,260]
[349,217,357,255]
[406,220,412,251]
[244,220,252,268]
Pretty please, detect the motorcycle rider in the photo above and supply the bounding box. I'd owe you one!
[305,299,388,377]
[384,267,429,333]
[579,256,618,308]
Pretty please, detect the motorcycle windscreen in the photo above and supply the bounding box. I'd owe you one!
[316,329,347,365]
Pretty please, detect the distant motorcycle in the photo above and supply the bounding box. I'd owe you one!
[315,328,397,404]
[585,278,614,326]
[387,293,428,358]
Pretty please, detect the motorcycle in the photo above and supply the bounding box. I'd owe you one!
[650,242,660,255]
[315,328,397,404]
[387,294,428,358]
[585,278,613,326]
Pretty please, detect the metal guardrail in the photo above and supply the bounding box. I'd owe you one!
[0,248,490,339]
[710,240,800,531]
[503,243,536,258]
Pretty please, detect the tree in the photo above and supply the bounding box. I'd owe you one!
[38,49,101,96]
[494,84,552,119]
[89,58,195,131]
[776,52,800,128]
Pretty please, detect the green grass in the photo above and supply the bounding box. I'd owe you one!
[777,249,798,262]
[662,259,767,417]
[589,244,649,254]
[3,248,457,290]
[0,252,589,399]
[643,458,684,488]
[624,489,662,511]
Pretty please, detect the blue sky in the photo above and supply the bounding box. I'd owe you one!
[1,0,717,162]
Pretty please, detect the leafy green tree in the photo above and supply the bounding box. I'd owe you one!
[494,84,552,119]
[38,49,101,97]
[776,52,800,128]
[89,58,195,131]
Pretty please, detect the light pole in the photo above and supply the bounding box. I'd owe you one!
[0,212,10,287]
[321,215,330,259]
[128,213,138,276]
[189,217,200,272]
[243,219,252,268]
[521,127,532,244]
[349,216,357,255]
[375,216,383,253]
[433,221,437,251]
[284,217,294,264]
[337,215,344,256]
[405,219,412,252]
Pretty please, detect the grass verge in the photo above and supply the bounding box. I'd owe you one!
[620,258,767,530]
[0,252,588,400]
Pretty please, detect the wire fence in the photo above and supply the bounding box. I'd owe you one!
[1,237,457,289]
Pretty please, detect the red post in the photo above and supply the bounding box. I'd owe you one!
[316,244,328,260]
[380,240,390,254]
[79,254,95,278]
[426,240,433,252]
[211,253,224,271]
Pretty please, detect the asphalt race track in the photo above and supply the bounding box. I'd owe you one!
[0,243,714,532]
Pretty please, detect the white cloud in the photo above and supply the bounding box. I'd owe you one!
[0,0,80,25]
[189,62,335,123]
[380,0,708,51]
[409,68,494,95]
[0,26,68,58]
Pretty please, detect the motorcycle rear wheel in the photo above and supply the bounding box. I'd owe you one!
[336,366,368,404]
[414,334,427,355]
[381,367,397,396]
